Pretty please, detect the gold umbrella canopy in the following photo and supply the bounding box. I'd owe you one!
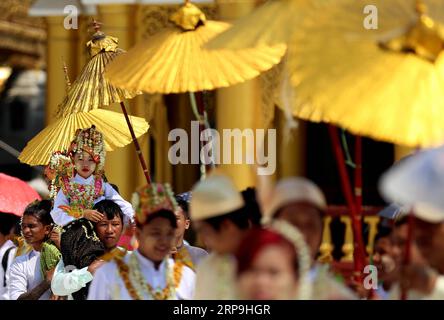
[56,26,140,118]
[105,2,286,94]
[287,0,444,148]
[19,23,149,166]
[18,109,149,166]
[206,0,314,50]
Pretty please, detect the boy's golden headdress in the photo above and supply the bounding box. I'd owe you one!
[68,125,106,172]
[131,183,178,225]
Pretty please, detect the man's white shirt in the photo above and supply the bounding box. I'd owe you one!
[7,250,50,300]
[0,240,16,300]
[87,250,195,300]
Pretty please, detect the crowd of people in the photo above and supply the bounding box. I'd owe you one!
[1,125,444,300]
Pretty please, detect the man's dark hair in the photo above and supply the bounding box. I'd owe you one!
[374,219,393,243]
[241,187,262,227]
[175,196,190,220]
[93,200,123,222]
[23,200,53,226]
[136,209,178,229]
[0,212,20,236]
[394,215,408,227]
[204,207,250,231]
[175,192,191,219]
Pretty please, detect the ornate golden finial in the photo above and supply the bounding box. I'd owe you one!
[91,19,102,32]
[89,18,105,40]
[85,18,119,57]
[379,0,444,63]
[415,0,427,15]
[62,58,71,91]
[170,1,206,31]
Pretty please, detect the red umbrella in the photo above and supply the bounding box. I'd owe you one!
[0,173,42,217]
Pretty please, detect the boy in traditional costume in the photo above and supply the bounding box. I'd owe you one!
[190,173,251,300]
[45,126,134,299]
[47,125,134,226]
[87,183,195,300]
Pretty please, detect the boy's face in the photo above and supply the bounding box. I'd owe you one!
[193,220,243,254]
[95,215,123,250]
[373,236,396,282]
[174,208,190,244]
[73,151,97,179]
[136,217,176,263]
[275,203,323,262]
[21,215,51,246]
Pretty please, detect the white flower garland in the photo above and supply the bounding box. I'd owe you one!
[268,219,313,300]
[128,254,176,300]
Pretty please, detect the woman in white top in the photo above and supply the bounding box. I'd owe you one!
[8,200,55,300]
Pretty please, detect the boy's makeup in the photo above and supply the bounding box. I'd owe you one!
[74,151,97,178]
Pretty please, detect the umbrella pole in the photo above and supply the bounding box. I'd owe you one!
[354,136,362,213]
[119,101,151,185]
[328,125,366,278]
[354,135,375,298]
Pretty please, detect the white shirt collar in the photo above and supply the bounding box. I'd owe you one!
[134,250,167,271]
[28,249,40,259]
[73,174,94,184]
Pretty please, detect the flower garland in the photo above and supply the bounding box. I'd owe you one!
[46,152,74,199]
[268,219,313,300]
[215,254,236,300]
[115,254,184,300]
[172,246,195,272]
[59,174,104,218]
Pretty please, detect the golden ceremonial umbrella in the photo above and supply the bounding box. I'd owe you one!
[206,0,313,50]
[104,2,286,94]
[18,22,150,167]
[56,24,140,117]
[18,109,149,166]
[288,0,444,147]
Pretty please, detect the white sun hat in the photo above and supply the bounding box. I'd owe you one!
[379,145,444,223]
[190,172,245,221]
[262,177,327,222]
